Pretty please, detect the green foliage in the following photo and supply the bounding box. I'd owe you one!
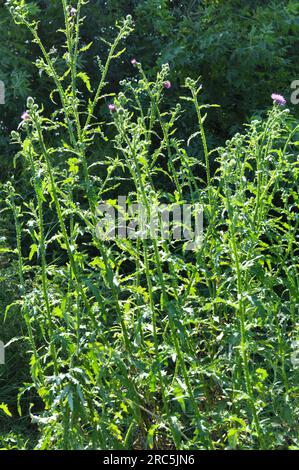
[1,0,299,180]
[0,0,298,450]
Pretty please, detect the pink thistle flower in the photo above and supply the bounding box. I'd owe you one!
[18,111,30,129]
[271,93,286,106]
[108,104,117,113]
[163,80,172,89]
[70,7,76,17]
[131,58,137,65]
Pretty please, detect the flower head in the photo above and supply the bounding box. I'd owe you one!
[271,93,286,106]
[18,111,30,129]
[131,58,137,65]
[163,80,172,90]
[70,7,76,17]
[21,111,30,121]
[108,104,117,113]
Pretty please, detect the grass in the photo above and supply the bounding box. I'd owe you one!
[0,0,298,450]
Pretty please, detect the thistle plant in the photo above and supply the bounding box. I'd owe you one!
[1,0,298,450]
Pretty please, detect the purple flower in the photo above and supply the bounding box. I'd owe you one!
[163,80,172,90]
[271,93,286,106]
[108,104,117,113]
[70,7,76,17]
[21,111,30,121]
[131,58,137,65]
[18,111,30,129]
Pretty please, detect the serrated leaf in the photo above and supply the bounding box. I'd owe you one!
[77,72,92,92]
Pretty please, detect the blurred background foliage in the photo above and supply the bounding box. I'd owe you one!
[1,0,299,181]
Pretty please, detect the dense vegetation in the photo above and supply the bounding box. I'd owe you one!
[0,0,298,450]
[1,0,299,174]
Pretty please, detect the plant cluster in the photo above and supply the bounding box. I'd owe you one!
[0,0,298,450]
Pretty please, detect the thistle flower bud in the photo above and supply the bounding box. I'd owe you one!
[108,104,117,113]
